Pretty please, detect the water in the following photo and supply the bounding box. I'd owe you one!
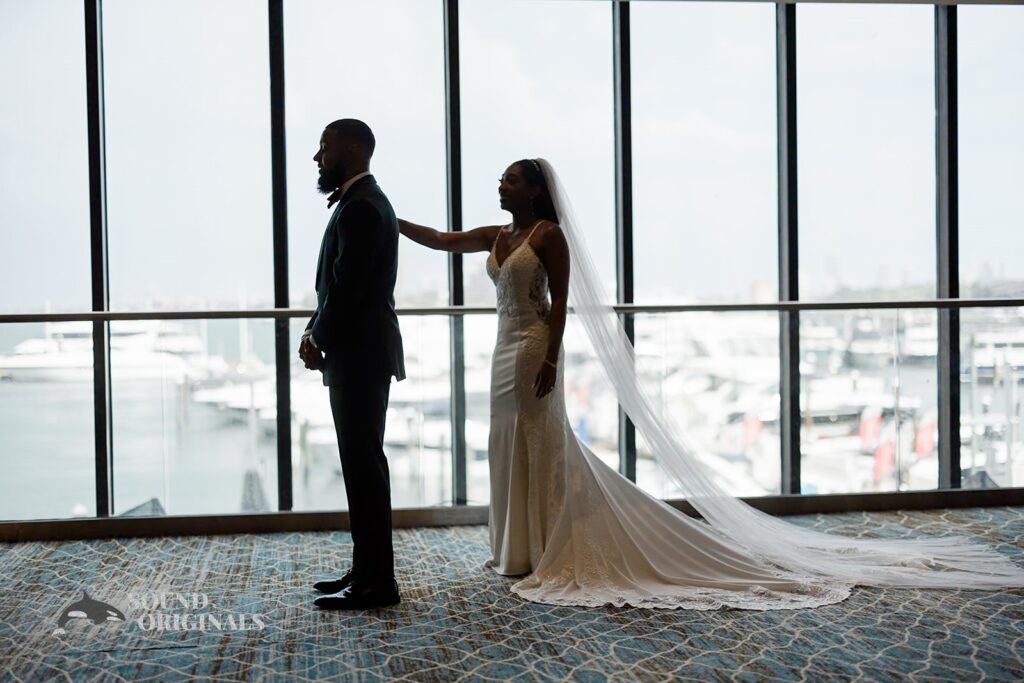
[0,375,456,521]
[0,379,278,520]
[1,318,1019,521]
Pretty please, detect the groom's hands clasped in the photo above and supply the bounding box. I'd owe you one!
[299,329,325,372]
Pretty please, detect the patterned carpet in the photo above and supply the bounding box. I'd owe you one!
[1,507,1022,682]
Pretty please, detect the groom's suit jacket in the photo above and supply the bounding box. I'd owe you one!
[308,174,406,386]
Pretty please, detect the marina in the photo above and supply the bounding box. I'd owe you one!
[1,308,1021,521]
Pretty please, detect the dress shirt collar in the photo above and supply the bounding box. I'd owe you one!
[338,171,372,200]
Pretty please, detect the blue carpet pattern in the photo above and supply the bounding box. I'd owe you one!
[1,507,1022,681]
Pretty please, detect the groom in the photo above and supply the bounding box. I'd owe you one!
[299,118,406,609]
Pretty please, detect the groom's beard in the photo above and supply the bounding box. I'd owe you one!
[317,164,345,195]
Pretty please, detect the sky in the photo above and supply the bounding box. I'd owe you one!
[1,0,1022,316]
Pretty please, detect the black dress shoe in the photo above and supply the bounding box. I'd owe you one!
[314,579,400,610]
[313,569,356,594]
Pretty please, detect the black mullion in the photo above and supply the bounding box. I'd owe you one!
[777,3,801,495]
[613,0,636,483]
[85,0,113,518]
[268,0,293,510]
[936,5,961,489]
[445,0,467,506]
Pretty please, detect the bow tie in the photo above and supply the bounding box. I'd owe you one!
[326,188,344,209]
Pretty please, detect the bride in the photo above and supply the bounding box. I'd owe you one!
[397,158,1024,610]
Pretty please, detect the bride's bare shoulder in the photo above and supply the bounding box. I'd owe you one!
[532,221,569,268]
[534,219,560,235]
[534,220,567,245]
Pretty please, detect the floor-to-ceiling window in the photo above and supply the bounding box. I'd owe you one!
[631,1,779,498]
[0,0,95,520]
[958,5,1024,489]
[797,3,938,494]
[101,0,278,515]
[2,0,1022,525]
[284,0,451,510]
[459,0,618,504]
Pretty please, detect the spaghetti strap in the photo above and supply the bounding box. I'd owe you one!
[526,219,543,241]
[491,224,512,255]
[491,220,545,269]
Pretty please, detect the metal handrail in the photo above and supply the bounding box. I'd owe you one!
[0,296,1022,323]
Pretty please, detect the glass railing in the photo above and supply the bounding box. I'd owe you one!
[2,301,1022,522]
[0,322,97,520]
[633,311,782,499]
[960,307,1024,489]
[108,318,279,517]
[798,308,938,494]
[288,316,453,512]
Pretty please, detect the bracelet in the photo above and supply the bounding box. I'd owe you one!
[544,359,557,369]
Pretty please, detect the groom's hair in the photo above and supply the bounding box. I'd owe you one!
[325,118,375,157]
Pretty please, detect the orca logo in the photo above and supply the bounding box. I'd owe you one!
[52,591,126,636]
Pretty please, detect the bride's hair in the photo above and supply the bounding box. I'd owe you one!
[514,159,559,224]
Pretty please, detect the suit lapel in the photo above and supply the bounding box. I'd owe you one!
[314,175,377,292]
[314,205,336,290]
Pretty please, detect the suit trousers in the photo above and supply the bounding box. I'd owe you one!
[329,367,394,582]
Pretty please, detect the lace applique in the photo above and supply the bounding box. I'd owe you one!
[487,240,551,323]
[493,268,516,318]
[527,262,551,322]
[510,579,853,611]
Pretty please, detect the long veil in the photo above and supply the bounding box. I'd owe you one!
[535,157,1024,589]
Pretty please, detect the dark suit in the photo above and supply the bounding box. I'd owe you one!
[307,174,405,583]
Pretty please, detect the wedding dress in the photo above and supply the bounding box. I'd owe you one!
[480,158,1024,610]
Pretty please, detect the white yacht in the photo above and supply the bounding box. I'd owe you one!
[0,320,229,382]
[963,329,1024,381]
